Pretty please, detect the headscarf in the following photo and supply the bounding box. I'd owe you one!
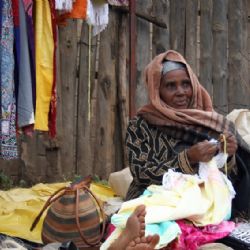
[138,50,233,135]
[162,60,186,75]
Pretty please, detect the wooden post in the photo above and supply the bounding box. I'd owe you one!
[199,0,213,95]
[129,0,136,118]
[185,0,198,73]
[152,0,170,57]
[94,9,120,179]
[248,1,250,85]
[135,0,151,110]
[170,0,186,55]
[228,0,249,112]
[118,14,129,168]
[57,20,78,178]
[212,0,228,114]
[76,22,97,177]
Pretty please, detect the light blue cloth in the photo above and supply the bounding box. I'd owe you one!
[18,0,34,127]
[146,221,181,248]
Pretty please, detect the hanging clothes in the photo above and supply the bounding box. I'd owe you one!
[34,0,54,131]
[55,0,74,11]
[0,0,18,159]
[22,0,36,114]
[0,0,3,134]
[86,0,109,36]
[57,0,88,24]
[18,0,35,128]
[48,0,58,138]
[106,0,128,6]
[12,0,20,104]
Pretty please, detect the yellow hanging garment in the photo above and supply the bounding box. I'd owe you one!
[34,0,54,131]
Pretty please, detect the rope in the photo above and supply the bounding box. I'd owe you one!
[222,134,228,176]
[88,24,92,122]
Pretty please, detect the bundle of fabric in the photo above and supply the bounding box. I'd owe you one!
[227,109,250,146]
[102,152,236,249]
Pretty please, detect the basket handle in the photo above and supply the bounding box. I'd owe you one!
[30,186,67,231]
[75,186,106,246]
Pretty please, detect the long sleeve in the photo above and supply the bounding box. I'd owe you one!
[125,116,195,199]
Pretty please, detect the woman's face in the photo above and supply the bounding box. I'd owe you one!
[159,69,193,109]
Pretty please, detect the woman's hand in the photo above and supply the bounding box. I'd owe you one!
[219,132,238,156]
[187,140,219,164]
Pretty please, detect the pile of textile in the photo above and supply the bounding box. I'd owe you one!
[101,153,237,250]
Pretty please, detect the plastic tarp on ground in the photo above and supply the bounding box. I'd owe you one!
[0,182,115,243]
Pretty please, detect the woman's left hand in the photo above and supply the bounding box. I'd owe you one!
[220,132,238,156]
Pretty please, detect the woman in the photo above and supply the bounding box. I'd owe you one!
[125,50,250,217]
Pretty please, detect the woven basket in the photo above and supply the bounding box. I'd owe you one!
[31,177,105,249]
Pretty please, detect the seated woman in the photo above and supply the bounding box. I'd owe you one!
[125,50,250,217]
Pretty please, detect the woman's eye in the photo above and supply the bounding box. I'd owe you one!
[182,81,191,88]
[166,83,176,90]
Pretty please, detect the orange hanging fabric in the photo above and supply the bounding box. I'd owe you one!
[57,0,88,24]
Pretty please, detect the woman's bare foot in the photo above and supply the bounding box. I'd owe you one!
[123,204,146,241]
[108,205,159,250]
[126,234,160,250]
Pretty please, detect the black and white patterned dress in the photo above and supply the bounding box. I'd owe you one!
[125,116,236,200]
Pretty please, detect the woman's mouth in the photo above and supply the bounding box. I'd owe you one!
[174,99,189,108]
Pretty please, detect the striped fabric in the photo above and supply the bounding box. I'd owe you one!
[42,189,101,249]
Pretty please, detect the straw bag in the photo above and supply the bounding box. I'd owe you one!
[30,177,106,249]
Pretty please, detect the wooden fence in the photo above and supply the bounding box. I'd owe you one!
[1,0,250,185]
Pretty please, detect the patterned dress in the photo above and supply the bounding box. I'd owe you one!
[125,116,235,200]
[0,0,18,159]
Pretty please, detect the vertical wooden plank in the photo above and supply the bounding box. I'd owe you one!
[170,0,186,55]
[185,0,198,73]
[57,20,78,178]
[212,0,228,114]
[0,158,22,184]
[248,1,250,86]
[20,133,48,183]
[242,0,249,104]
[94,9,119,179]
[199,0,213,95]
[129,0,136,118]
[76,23,97,177]
[135,0,152,110]
[228,0,249,111]
[118,14,129,168]
[152,0,170,57]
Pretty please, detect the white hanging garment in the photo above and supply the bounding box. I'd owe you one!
[55,0,74,11]
[107,0,128,6]
[86,0,109,36]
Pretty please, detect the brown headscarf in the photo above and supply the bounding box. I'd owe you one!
[138,50,232,134]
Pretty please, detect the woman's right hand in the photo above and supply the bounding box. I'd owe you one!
[186,140,219,164]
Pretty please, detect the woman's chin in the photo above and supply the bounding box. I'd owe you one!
[173,104,188,109]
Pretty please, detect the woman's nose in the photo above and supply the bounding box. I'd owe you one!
[176,85,185,95]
